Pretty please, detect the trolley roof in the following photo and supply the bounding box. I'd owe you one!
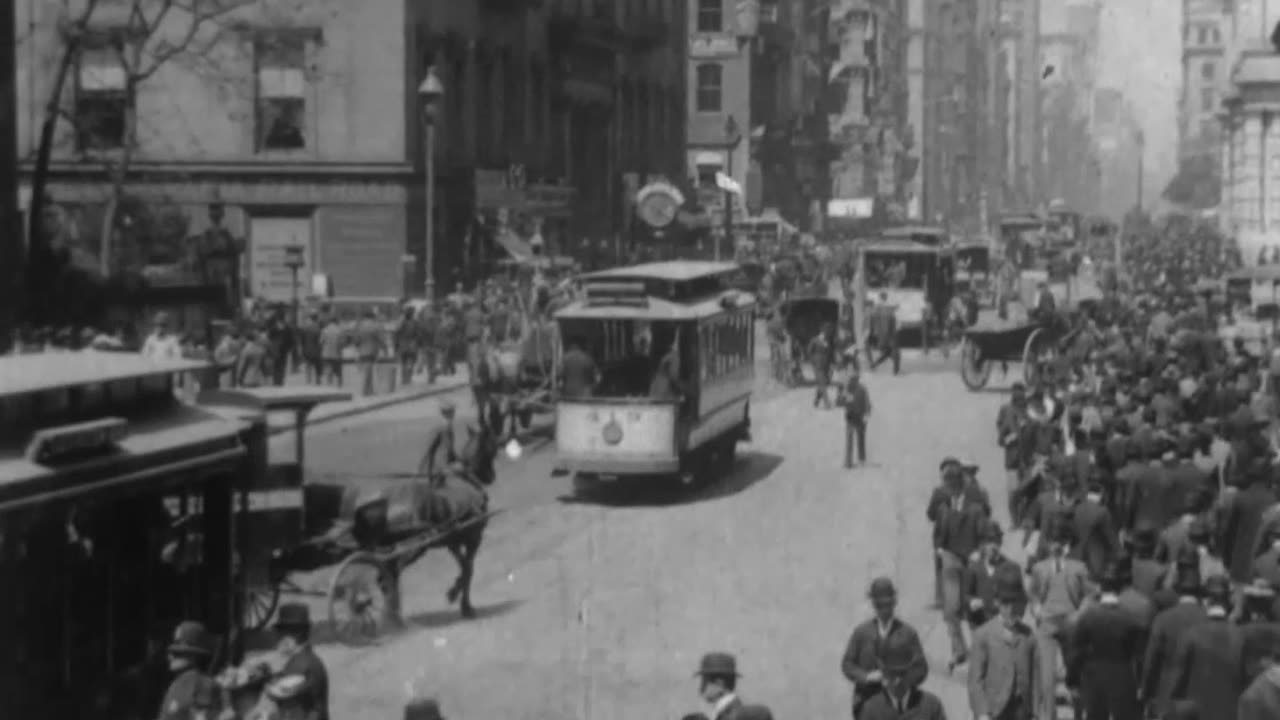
[0,352,209,397]
[860,241,953,255]
[582,261,741,282]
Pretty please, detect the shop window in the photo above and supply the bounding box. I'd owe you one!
[255,34,308,151]
[75,47,129,151]
[697,0,722,33]
[695,63,723,113]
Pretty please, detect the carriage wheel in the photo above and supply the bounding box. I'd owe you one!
[241,580,281,631]
[328,552,395,645]
[1021,329,1057,387]
[959,338,992,391]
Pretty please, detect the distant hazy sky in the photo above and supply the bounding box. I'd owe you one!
[1097,0,1181,207]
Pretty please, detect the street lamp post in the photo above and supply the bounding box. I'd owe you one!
[418,66,445,299]
[283,243,305,328]
[720,115,742,262]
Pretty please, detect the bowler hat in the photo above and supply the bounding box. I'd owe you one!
[1203,575,1232,602]
[168,620,214,657]
[879,642,923,674]
[995,568,1027,604]
[1128,528,1157,551]
[694,652,740,678]
[868,576,897,600]
[273,602,312,631]
[404,697,447,720]
[439,399,457,414]
[1099,560,1129,587]
[980,520,1004,543]
[1050,516,1076,543]
[1171,567,1202,596]
[939,457,962,472]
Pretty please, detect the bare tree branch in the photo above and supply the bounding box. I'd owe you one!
[139,0,178,38]
[132,0,249,82]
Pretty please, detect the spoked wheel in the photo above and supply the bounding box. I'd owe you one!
[241,580,281,631]
[1021,329,1058,387]
[328,552,395,645]
[959,338,992,390]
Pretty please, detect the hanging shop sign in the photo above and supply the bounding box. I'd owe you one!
[635,181,685,229]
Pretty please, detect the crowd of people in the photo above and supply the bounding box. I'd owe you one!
[900,219,1280,720]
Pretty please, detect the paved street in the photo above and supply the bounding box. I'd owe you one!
[271,347,1016,719]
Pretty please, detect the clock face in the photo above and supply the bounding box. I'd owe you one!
[638,192,679,228]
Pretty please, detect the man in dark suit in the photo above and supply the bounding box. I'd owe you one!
[1071,478,1121,579]
[1223,461,1279,584]
[1156,488,1214,565]
[1129,528,1169,600]
[1239,632,1280,720]
[1031,281,1056,323]
[841,577,928,718]
[967,566,1037,720]
[998,383,1031,526]
[868,293,900,375]
[273,603,330,720]
[964,520,1021,629]
[1028,516,1091,720]
[693,652,747,720]
[1023,472,1081,563]
[928,458,993,670]
[1141,568,1207,717]
[1070,561,1146,720]
[1168,576,1248,720]
[857,643,946,720]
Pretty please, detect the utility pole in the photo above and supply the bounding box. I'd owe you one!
[0,2,17,352]
[1135,127,1145,214]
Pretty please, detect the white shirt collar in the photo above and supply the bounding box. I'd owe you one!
[1207,606,1228,618]
[1178,596,1199,605]
[1098,593,1120,605]
[710,693,738,719]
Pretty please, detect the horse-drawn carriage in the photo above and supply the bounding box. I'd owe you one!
[200,387,502,645]
[774,296,841,384]
[957,315,1064,391]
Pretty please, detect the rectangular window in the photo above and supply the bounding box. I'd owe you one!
[696,0,722,33]
[1201,62,1215,81]
[1201,88,1215,113]
[695,63,722,112]
[255,34,308,151]
[1197,26,1208,45]
[75,47,129,150]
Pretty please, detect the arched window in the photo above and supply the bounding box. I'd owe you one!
[695,63,722,113]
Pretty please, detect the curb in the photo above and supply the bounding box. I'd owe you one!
[267,378,470,436]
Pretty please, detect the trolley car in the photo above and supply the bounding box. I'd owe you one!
[0,353,252,719]
[553,261,755,488]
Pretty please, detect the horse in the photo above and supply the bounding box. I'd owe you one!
[406,420,499,619]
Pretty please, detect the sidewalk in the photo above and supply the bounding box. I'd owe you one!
[263,364,471,433]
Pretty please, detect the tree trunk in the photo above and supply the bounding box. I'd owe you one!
[99,85,137,276]
[27,36,79,281]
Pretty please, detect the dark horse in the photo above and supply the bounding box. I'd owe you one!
[406,420,499,619]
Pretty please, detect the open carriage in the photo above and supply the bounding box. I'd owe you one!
[957,317,1064,391]
[200,388,502,645]
[776,296,841,384]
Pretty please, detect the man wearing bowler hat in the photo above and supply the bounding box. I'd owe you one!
[928,457,992,671]
[157,620,222,720]
[1141,566,1207,717]
[841,577,928,718]
[967,565,1036,720]
[1167,575,1248,720]
[856,642,945,720]
[1069,561,1146,720]
[693,652,748,720]
[964,520,1021,630]
[273,603,329,720]
[1027,513,1090,720]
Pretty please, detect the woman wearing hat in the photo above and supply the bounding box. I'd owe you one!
[157,620,222,720]
[856,642,945,720]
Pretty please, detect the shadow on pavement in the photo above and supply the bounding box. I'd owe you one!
[302,598,525,649]
[556,451,784,508]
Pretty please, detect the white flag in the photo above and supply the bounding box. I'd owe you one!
[715,171,743,195]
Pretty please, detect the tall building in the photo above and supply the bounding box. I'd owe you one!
[16,0,687,297]
[823,0,912,226]
[1179,0,1227,161]
[0,0,16,348]
[688,0,755,227]
[1040,0,1102,213]
[1002,0,1043,210]
[750,0,832,230]
[1093,87,1143,219]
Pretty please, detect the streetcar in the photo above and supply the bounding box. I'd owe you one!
[881,224,949,247]
[552,261,755,487]
[0,352,252,718]
[859,240,956,349]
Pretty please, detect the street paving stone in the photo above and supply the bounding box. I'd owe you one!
[299,359,1011,719]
